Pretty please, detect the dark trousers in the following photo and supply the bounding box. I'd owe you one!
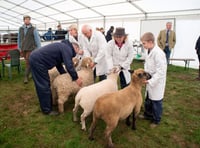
[197,54,200,63]
[119,71,128,89]
[144,92,163,124]
[29,57,52,114]
[93,68,107,82]
[164,46,171,64]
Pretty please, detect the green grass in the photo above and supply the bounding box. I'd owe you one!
[0,60,200,148]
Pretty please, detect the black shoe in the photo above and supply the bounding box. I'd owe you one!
[44,111,59,116]
[138,114,152,120]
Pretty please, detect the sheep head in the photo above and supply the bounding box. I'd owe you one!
[72,57,80,68]
[80,57,93,69]
[129,68,151,85]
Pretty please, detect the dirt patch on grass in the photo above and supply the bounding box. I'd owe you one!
[172,134,186,147]
[7,94,35,116]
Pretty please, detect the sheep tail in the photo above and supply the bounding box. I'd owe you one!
[75,91,82,105]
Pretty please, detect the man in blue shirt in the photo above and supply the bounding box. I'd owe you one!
[29,40,82,115]
[18,15,41,84]
[43,28,55,41]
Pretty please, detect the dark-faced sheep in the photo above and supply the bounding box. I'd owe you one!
[88,68,151,148]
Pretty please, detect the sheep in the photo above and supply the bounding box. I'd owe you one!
[88,68,151,148]
[72,68,120,131]
[52,57,94,113]
[48,57,80,96]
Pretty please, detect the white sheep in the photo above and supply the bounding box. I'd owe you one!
[72,68,119,131]
[52,57,94,113]
[48,57,80,99]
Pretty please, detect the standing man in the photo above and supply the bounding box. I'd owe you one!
[18,15,41,84]
[157,22,176,64]
[55,24,68,40]
[81,24,108,81]
[29,40,82,115]
[195,36,200,80]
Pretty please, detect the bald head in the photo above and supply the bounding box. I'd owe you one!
[81,24,92,39]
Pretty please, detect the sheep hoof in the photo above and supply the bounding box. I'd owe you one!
[88,136,94,141]
[73,118,78,122]
[107,143,114,148]
[81,128,86,131]
[131,126,136,130]
[125,120,131,126]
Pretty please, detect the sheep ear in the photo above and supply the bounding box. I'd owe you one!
[128,70,134,74]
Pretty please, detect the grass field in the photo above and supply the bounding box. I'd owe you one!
[0,60,200,148]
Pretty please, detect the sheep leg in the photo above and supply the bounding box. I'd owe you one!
[132,112,136,130]
[58,98,65,113]
[81,111,90,131]
[72,104,79,122]
[104,117,118,148]
[88,115,98,140]
[125,115,131,126]
[132,104,142,130]
[51,87,57,105]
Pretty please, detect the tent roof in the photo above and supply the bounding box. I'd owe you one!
[0,0,200,28]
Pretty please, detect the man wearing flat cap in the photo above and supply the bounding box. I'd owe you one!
[106,27,134,89]
[18,15,41,84]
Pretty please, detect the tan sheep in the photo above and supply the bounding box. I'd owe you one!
[73,68,119,131]
[88,68,151,148]
[52,57,94,113]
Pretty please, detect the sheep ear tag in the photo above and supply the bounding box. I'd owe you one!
[128,70,134,74]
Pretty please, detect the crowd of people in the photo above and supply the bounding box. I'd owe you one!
[16,15,199,129]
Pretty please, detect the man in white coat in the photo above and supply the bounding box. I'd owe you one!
[81,24,108,81]
[106,27,134,88]
[140,32,167,128]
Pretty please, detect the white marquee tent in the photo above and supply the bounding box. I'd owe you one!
[0,0,200,68]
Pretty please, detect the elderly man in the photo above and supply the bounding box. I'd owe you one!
[29,40,82,116]
[157,22,176,64]
[81,24,108,81]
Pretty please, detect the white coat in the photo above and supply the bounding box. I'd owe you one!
[80,31,108,76]
[106,39,134,84]
[68,34,84,61]
[68,34,84,49]
[144,46,167,100]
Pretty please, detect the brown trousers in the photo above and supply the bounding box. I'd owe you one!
[22,50,32,69]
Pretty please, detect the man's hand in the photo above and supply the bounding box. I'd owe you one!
[76,77,82,87]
